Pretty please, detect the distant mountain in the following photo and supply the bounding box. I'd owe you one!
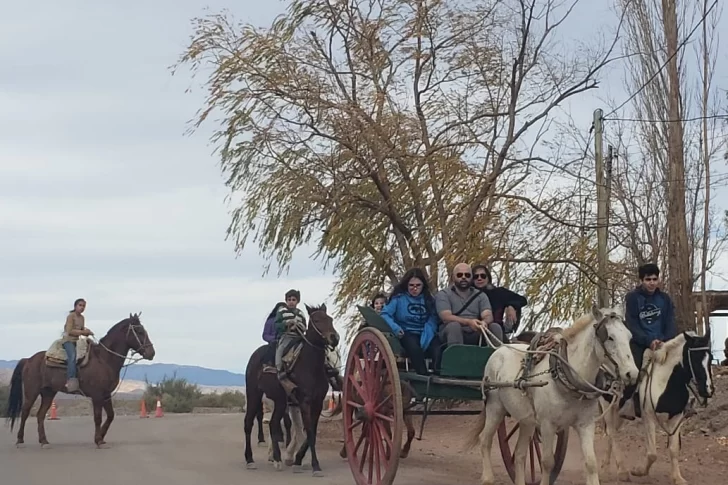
[0,360,245,387]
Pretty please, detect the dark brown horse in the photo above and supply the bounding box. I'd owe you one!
[5,313,155,448]
[244,304,339,476]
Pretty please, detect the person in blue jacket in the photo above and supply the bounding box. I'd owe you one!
[622,262,677,418]
[381,267,442,375]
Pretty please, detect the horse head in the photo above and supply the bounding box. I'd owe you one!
[104,312,156,360]
[590,304,638,387]
[683,328,714,402]
[304,303,340,349]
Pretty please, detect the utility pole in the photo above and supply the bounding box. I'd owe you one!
[594,109,609,308]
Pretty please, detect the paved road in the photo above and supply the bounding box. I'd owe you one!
[1,414,469,485]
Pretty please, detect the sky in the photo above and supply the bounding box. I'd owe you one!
[1,0,727,372]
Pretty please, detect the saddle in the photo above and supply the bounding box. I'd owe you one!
[44,338,92,369]
[262,341,304,375]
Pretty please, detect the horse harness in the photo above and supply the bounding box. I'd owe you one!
[518,313,622,400]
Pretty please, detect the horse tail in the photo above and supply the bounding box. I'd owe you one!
[6,358,27,431]
[462,404,487,451]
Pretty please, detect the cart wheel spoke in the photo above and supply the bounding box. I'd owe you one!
[498,419,569,485]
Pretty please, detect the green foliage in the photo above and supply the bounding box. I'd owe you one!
[0,385,8,418]
[177,0,616,334]
[143,375,245,413]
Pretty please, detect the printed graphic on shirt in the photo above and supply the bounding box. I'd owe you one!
[407,302,428,317]
[638,303,661,324]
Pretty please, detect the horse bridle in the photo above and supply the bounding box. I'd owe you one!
[593,312,622,379]
[685,344,712,405]
[295,310,336,352]
[127,322,153,356]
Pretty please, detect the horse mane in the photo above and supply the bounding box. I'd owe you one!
[307,304,327,314]
[99,315,141,344]
[561,312,595,341]
[653,333,687,365]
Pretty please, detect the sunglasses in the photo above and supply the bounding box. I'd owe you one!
[474,273,488,280]
[456,272,472,279]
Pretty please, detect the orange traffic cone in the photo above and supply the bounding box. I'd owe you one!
[48,401,60,420]
[154,399,164,418]
[140,400,149,418]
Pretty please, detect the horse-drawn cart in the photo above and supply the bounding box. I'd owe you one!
[342,306,569,485]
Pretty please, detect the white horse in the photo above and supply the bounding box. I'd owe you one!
[262,395,307,467]
[599,330,714,485]
[465,305,638,485]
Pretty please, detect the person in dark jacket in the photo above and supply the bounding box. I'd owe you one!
[381,268,442,375]
[621,263,677,419]
[472,264,528,342]
[262,302,287,363]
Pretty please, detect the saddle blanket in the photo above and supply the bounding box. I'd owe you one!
[45,338,91,369]
[263,342,304,375]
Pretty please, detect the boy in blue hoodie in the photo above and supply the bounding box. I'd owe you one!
[621,263,677,418]
[381,269,442,375]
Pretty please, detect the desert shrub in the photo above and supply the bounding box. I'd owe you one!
[197,390,246,409]
[143,375,245,413]
[0,385,9,417]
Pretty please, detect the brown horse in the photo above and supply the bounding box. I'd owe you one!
[5,313,155,448]
[244,304,339,476]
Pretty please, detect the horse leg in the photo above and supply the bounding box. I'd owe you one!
[601,401,629,481]
[36,391,55,448]
[400,412,415,459]
[576,422,600,485]
[478,400,506,485]
[244,392,259,469]
[285,404,305,467]
[305,397,324,476]
[98,398,115,447]
[631,411,657,477]
[283,410,292,447]
[257,405,266,445]
[293,399,312,473]
[16,385,40,447]
[667,415,687,485]
[269,400,286,471]
[538,421,557,485]
[513,421,536,485]
[92,399,106,447]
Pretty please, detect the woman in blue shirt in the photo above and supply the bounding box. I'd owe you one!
[381,268,442,375]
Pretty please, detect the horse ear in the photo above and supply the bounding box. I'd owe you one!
[591,303,602,320]
[129,313,133,319]
[305,304,313,316]
[321,303,327,313]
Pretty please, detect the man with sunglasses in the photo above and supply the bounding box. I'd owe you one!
[435,263,500,347]
[621,262,677,419]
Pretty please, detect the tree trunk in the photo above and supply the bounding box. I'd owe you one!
[661,0,693,332]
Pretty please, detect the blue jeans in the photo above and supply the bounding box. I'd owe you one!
[62,341,77,379]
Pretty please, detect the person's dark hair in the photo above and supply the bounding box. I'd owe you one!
[370,293,387,307]
[285,289,301,301]
[472,264,492,285]
[268,302,288,319]
[390,268,435,310]
[69,298,86,313]
[638,263,660,280]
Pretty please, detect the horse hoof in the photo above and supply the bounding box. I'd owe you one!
[302,464,312,471]
[97,443,111,449]
[273,461,284,471]
[284,458,295,467]
[618,471,631,482]
[40,444,52,449]
[292,465,303,474]
[312,470,324,478]
[246,462,257,470]
[16,443,25,449]
[257,441,267,448]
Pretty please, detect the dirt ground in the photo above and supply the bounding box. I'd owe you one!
[3,368,726,485]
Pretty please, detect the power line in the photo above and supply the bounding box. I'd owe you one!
[605,114,728,123]
[604,0,719,119]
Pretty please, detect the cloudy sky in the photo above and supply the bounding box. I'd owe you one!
[1,0,726,372]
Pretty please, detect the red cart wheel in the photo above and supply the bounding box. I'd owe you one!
[498,417,569,485]
[343,328,403,485]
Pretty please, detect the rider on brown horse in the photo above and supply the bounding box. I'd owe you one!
[63,298,94,393]
[275,289,307,396]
